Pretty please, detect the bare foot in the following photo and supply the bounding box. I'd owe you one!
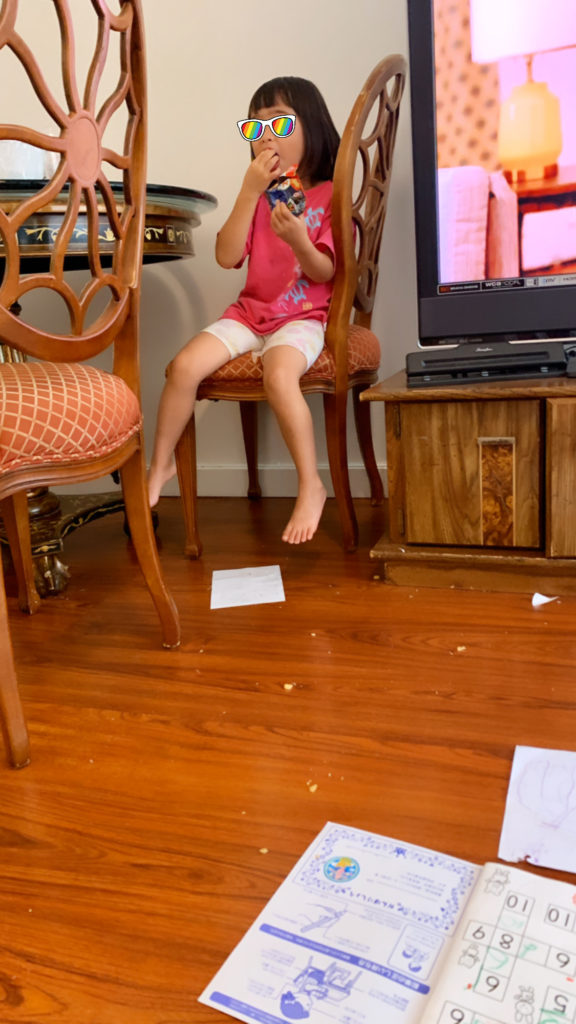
[282,480,327,544]
[148,458,176,507]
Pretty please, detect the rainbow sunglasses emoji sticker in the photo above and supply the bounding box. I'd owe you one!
[237,114,296,141]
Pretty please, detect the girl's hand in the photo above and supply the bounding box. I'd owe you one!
[270,201,308,249]
[242,149,280,197]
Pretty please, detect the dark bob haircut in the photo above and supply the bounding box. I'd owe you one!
[248,76,340,186]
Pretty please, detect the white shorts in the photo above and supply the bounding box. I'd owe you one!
[203,318,325,372]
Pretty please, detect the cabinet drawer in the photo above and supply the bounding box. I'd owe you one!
[399,400,542,547]
[547,399,576,557]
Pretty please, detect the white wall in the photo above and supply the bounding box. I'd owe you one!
[7,0,419,497]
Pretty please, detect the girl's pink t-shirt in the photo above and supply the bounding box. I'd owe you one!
[220,180,335,335]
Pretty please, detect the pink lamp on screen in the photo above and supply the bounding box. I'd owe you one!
[469,0,576,181]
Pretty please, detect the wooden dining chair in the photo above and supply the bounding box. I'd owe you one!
[0,0,180,768]
[175,55,407,557]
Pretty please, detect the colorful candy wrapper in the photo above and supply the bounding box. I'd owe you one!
[266,164,306,216]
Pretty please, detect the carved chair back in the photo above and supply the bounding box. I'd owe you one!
[327,55,406,379]
[0,0,146,394]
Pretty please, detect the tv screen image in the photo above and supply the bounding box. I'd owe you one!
[407,0,576,350]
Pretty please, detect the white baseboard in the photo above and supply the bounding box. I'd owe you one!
[194,462,388,498]
[54,463,388,498]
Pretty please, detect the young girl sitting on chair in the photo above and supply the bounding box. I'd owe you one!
[148,76,340,544]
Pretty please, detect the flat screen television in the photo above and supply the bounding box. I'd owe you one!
[407,0,576,350]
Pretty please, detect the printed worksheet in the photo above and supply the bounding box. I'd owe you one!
[199,822,480,1024]
[420,861,576,1024]
[200,824,576,1024]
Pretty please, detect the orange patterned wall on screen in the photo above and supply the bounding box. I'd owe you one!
[434,0,499,169]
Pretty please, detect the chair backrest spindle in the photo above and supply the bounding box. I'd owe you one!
[327,56,407,361]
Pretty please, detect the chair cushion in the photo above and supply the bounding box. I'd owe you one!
[203,323,381,386]
[0,361,142,473]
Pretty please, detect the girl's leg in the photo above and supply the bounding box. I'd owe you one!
[148,331,230,506]
[262,346,326,544]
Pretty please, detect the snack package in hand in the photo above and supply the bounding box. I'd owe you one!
[265,164,306,217]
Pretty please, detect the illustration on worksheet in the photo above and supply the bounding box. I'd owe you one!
[279,957,361,1020]
[299,904,346,935]
[484,868,510,896]
[458,943,481,969]
[389,924,444,980]
[513,985,535,1024]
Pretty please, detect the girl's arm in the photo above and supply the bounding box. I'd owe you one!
[269,203,335,283]
[291,234,334,283]
[216,150,280,269]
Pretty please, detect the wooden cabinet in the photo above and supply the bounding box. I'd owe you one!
[361,374,576,593]
[395,399,542,548]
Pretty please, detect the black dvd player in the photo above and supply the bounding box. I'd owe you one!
[406,340,576,388]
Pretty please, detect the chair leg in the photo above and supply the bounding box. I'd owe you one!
[120,444,181,649]
[0,555,30,768]
[353,386,385,506]
[240,401,262,500]
[0,493,41,614]
[323,392,358,552]
[174,413,203,559]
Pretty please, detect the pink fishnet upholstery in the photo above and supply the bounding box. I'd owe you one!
[0,362,142,474]
[202,324,381,388]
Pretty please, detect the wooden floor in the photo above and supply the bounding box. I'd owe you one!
[2,495,576,1023]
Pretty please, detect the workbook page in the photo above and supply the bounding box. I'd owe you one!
[420,862,576,1024]
[199,822,480,1024]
